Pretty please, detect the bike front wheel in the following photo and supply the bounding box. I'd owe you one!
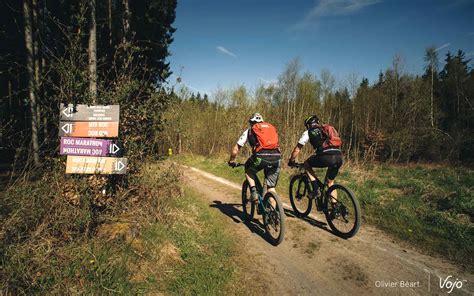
[263,191,285,246]
[289,174,312,217]
[324,184,361,239]
[241,181,255,222]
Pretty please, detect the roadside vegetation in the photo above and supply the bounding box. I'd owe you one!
[1,162,242,294]
[162,50,474,165]
[177,154,473,271]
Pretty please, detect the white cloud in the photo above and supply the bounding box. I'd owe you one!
[216,46,237,58]
[308,0,381,17]
[435,43,451,52]
[293,0,381,30]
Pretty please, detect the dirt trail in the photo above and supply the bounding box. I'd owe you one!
[184,166,473,296]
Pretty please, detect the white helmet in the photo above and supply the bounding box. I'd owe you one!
[249,112,264,124]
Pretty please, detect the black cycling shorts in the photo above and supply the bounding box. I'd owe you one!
[245,155,281,188]
[306,154,343,180]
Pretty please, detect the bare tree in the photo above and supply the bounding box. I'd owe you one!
[23,0,40,166]
[278,58,301,147]
[88,0,97,103]
[424,46,438,127]
[345,72,360,156]
[123,0,131,43]
[108,0,113,46]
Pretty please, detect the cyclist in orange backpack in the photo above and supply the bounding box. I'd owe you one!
[228,113,281,202]
[288,115,343,197]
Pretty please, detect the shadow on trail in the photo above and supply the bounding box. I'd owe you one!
[210,200,274,245]
[210,199,344,244]
[209,200,243,224]
[284,208,343,238]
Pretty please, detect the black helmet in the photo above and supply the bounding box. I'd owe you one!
[304,115,320,129]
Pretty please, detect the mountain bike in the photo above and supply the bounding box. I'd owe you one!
[231,163,285,246]
[289,163,360,239]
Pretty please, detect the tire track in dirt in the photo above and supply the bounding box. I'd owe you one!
[184,165,473,295]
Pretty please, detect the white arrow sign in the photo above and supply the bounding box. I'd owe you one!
[115,160,125,171]
[62,107,73,118]
[61,123,72,134]
[109,143,120,154]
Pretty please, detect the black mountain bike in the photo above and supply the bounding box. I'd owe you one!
[289,163,360,238]
[231,163,285,246]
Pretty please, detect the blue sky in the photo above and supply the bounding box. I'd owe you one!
[168,0,474,95]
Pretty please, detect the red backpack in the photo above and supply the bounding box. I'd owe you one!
[251,122,280,152]
[321,124,342,149]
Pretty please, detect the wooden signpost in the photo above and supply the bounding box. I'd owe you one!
[59,103,126,175]
[65,156,127,174]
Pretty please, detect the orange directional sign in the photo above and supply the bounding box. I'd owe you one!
[59,121,119,138]
[65,156,127,174]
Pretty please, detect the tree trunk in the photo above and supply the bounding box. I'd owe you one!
[42,57,48,139]
[430,67,434,127]
[8,80,12,114]
[392,54,400,121]
[88,0,97,103]
[108,0,113,46]
[123,0,131,43]
[348,100,355,157]
[32,0,41,141]
[23,0,40,166]
[455,74,460,115]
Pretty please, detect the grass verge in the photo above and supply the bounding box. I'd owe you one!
[175,154,474,271]
[1,161,242,294]
[142,187,243,295]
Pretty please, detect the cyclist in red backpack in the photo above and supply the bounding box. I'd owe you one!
[228,113,281,202]
[288,115,343,197]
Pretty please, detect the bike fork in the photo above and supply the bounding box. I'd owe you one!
[256,194,265,215]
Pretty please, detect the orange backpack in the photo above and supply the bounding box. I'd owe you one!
[251,122,280,152]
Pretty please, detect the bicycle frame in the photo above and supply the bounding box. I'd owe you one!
[293,164,330,211]
[233,163,270,216]
[251,175,268,215]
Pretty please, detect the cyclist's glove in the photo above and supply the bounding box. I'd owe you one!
[287,159,296,167]
[228,161,237,168]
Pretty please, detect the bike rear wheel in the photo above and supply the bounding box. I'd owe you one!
[289,174,312,217]
[263,191,285,246]
[241,181,255,222]
[324,184,361,238]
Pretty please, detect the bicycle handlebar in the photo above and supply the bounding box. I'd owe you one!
[229,162,244,168]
